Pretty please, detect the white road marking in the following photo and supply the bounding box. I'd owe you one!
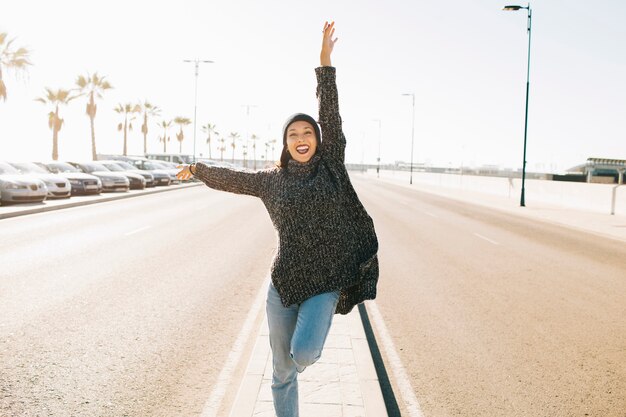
[400,202,438,219]
[200,277,269,417]
[473,232,500,245]
[124,226,152,236]
[367,300,426,417]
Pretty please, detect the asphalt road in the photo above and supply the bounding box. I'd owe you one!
[357,177,626,417]
[1,176,625,417]
[0,187,276,417]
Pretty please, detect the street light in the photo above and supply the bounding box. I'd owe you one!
[242,104,258,169]
[372,119,382,178]
[503,3,532,207]
[183,58,214,163]
[402,93,416,185]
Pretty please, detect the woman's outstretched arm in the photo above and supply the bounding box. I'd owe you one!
[316,21,346,163]
[176,163,269,198]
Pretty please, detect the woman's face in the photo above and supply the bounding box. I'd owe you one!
[286,121,317,163]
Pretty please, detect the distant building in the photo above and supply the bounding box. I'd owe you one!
[566,158,626,184]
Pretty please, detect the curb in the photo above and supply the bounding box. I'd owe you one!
[228,306,388,417]
[0,182,203,220]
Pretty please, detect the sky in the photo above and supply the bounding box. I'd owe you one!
[1,0,625,172]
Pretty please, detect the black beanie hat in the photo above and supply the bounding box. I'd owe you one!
[282,113,321,147]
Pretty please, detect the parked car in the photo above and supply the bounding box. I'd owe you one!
[95,160,146,190]
[9,162,71,199]
[105,156,172,186]
[0,161,48,204]
[157,160,192,182]
[145,153,192,164]
[37,161,102,195]
[97,160,155,188]
[146,160,181,184]
[68,162,130,192]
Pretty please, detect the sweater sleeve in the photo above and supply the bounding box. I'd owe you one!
[194,162,270,198]
[315,66,346,163]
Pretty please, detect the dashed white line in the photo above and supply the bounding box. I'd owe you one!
[367,300,425,417]
[124,226,152,236]
[200,277,269,417]
[400,202,438,218]
[473,232,500,245]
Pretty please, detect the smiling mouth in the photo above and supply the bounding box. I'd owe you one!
[296,145,310,154]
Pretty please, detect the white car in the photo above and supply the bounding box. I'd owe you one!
[37,161,103,195]
[9,162,71,199]
[0,161,48,204]
[68,161,130,192]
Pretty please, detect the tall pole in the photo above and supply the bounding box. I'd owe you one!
[520,4,532,207]
[183,58,214,163]
[402,93,416,185]
[503,3,532,206]
[242,104,258,169]
[372,119,382,178]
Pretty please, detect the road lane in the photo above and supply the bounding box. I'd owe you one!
[1,186,276,417]
[351,175,626,417]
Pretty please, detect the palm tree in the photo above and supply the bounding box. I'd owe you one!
[139,101,160,155]
[201,123,217,159]
[158,120,172,153]
[218,136,226,161]
[114,103,141,156]
[0,32,32,101]
[264,141,270,161]
[173,117,192,154]
[228,132,240,164]
[250,134,260,169]
[242,144,248,167]
[75,72,113,160]
[35,88,78,160]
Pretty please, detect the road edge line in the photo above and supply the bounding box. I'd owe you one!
[199,277,269,417]
[365,300,426,417]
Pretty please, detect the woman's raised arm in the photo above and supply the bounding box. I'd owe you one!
[320,21,338,67]
[317,21,346,162]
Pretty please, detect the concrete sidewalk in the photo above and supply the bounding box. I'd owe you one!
[228,308,387,417]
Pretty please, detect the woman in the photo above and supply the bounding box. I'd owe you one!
[177,21,379,417]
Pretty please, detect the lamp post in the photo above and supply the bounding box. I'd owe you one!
[503,3,532,207]
[183,58,214,163]
[372,119,382,178]
[242,104,258,169]
[402,93,416,184]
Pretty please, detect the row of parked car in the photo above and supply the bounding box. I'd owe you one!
[0,156,191,205]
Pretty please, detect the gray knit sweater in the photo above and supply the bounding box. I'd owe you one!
[194,66,379,315]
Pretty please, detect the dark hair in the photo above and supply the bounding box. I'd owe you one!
[277,146,291,168]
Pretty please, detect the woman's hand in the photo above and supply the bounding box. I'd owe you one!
[176,164,194,181]
[320,21,338,67]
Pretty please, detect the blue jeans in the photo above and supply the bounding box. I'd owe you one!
[266,282,340,417]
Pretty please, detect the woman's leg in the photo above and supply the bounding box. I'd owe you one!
[266,282,299,417]
[290,289,340,371]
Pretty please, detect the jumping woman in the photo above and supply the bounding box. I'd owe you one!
[176,21,379,417]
